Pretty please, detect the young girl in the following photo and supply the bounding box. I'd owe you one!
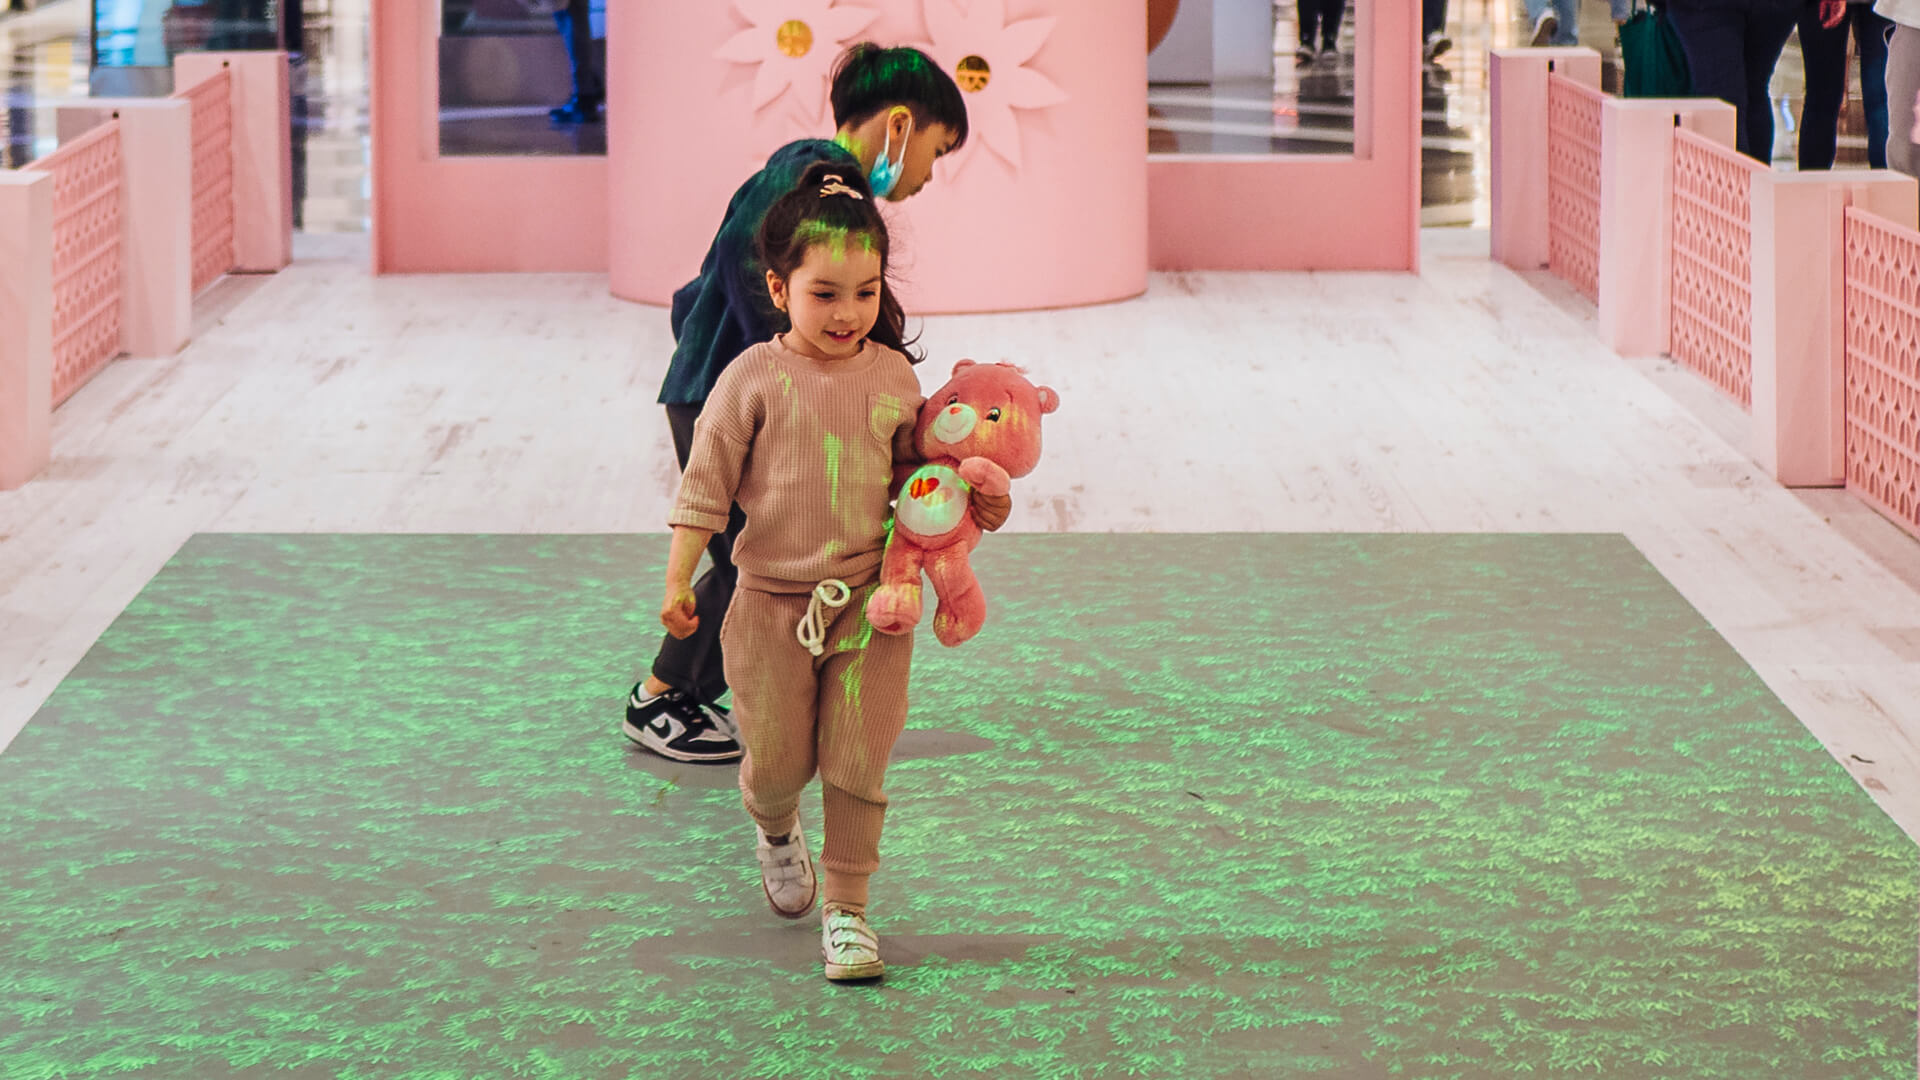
[660,161,924,982]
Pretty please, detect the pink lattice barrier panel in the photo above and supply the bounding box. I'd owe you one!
[1842,208,1920,539]
[1545,74,1603,303]
[178,67,234,295]
[40,122,123,407]
[1669,129,1763,410]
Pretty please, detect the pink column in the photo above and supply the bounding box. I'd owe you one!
[1596,98,1734,356]
[0,171,54,489]
[369,1,607,274]
[57,100,194,357]
[177,53,292,272]
[1749,170,1919,486]
[1489,47,1601,272]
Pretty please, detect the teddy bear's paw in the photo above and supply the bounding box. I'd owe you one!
[865,584,923,635]
[957,456,1011,497]
[932,609,982,648]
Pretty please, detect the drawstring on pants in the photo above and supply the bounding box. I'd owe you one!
[797,579,851,657]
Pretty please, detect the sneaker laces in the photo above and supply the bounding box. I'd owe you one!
[707,703,741,741]
[823,906,879,961]
[796,579,851,657]
[667,696,731,742]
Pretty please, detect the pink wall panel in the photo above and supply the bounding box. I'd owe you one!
[370,0,607,274]
[1147,0,1420,272]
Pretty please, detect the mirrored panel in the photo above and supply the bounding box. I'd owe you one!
[5,21,88,168]
[438,0,604,157]
[1148,0,1358,156]
[90,0,292,95]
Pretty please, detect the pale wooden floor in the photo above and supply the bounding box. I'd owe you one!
[4,229,1919,841]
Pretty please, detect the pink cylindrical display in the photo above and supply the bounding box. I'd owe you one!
[609,0,1146,314]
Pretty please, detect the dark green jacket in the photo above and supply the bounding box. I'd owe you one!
[659,139,861,405]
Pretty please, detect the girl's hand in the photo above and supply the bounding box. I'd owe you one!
[660,526,713,639]
[661,585,699,639]
[1820,0,1845,28]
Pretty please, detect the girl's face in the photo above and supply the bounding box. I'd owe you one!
[767,237,884,362]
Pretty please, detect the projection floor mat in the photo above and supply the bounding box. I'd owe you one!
[2,533,1912,1079]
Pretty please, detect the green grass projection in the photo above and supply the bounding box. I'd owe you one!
[0,533,1914,1079]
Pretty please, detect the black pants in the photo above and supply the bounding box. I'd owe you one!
[553,0,602,103]
[1298,0,1347,49]
[1667,5,1798,162]
[1797,4,1891,169]
[651,403,745,705]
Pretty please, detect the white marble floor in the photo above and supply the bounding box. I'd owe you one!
[4,228,1920,842]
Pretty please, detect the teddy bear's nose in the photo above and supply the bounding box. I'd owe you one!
[948,406,962,415]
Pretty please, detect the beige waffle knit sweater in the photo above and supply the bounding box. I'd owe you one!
[669,335,923,595]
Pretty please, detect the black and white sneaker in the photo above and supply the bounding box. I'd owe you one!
[624,684,743,763]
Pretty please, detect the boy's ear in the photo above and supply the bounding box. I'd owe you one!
[888,105,913,140]
[766,269,786,310]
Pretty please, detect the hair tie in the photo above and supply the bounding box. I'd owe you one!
[818,175,865,201]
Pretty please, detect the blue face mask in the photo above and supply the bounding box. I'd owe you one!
[867,112,913,199]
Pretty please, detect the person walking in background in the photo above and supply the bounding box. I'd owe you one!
[1798,0,1889,168]
[1666,0,1814,160]
[1878,0,1920,180]
[1425,0,1454,61]
[1296,0,1349,64]
[1526,0,1635,45]
[547,0,602,124]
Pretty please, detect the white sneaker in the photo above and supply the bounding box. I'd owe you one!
[1530,10,1558,46]
[755,823,817,919]
[821,904,884,981]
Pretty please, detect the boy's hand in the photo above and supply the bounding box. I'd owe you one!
[971,490,1012,532]
[661,585,699,639]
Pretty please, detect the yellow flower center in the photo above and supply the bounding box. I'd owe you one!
[957,54,991,92]
[776,20,814,58]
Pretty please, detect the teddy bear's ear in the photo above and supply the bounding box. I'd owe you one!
[1037,386,1061,414]
[952,359,977,375]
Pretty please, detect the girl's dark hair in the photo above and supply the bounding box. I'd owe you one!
[829,44,969,151]
[755,161,918,360]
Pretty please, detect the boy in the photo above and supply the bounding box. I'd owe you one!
[627,43,1008,763]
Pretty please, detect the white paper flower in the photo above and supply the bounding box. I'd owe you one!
[921,0,1068,173]
[716,0,881,123]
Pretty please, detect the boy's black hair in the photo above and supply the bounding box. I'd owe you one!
[756,161,919,361]
[829,44,970,150]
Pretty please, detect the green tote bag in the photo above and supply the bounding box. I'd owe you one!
[1618,2,1693,98]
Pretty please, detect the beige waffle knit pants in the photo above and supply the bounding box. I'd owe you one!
[721,580,914,908]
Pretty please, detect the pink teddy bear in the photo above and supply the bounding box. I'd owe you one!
[866,360,1060,647]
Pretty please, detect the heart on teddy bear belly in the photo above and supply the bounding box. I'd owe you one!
[898,463,966,537]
